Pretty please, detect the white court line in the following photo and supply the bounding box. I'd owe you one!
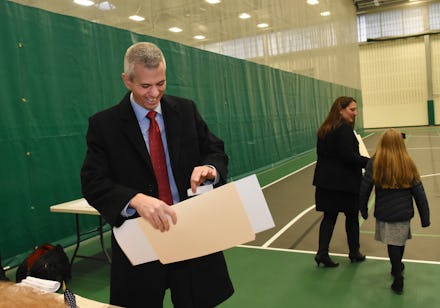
[362,133,375,139]
[261,162,316,189]
[262,205,316,248]
[409,147,440,150]
[421,173,440,178]
[236,245,440,265]
[255,132,440,265]
[261,133,375,190]
[261,132,376,246]
[406,135,440,138]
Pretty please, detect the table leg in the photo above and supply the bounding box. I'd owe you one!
[99,216,112,263]
[70,214,81,265]
[69,214,111,265]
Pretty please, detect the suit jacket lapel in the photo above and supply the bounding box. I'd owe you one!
[118,93,153,170]
[162,96,182,168]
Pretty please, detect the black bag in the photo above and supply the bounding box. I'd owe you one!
[0,253,9,281]
[16,243,71,284]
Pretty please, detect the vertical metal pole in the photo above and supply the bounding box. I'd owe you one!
[424,3,434,125]
[425,35,434,125]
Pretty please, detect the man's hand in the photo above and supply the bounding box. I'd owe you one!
[130,193,177,232]
[190,166,216,193]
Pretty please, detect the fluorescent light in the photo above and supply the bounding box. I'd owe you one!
[320,11,330,16]
[194,35,206,40]
[97,1,115,10]
[73,0,95,6]
[169,27,183,33]
[129,15,145,21]
[205,0,221,4]
[307,0,319,5]
[257,23,269,28]
[239,13,251,19]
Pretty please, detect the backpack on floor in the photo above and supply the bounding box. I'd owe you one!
[0,253,9,281]
[15,243,71,284]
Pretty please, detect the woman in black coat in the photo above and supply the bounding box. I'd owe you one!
[312,96,369,267]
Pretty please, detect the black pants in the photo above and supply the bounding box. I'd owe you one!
[110,235,233,308]
[317,211,360,255]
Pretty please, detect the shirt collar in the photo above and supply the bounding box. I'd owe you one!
[129,92,163,122]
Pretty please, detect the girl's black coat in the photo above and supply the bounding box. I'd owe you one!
[359,159,430,227]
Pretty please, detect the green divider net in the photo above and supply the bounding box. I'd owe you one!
[0,0,362,265]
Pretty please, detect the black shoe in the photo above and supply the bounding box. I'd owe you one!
[391,276,404,294]
[315,254,339,268]
[349,252,366,263]
[391,263,405,276]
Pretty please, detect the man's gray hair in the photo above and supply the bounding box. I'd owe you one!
[124,42,166,80]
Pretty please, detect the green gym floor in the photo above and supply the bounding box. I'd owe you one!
[5,126,440,307]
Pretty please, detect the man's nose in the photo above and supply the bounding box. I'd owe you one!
[149,86,159,97]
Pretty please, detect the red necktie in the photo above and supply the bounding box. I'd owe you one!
[147,111,173,205]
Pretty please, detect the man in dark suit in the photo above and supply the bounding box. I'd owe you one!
[81,42,234,307]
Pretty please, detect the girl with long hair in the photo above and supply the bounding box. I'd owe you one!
[359,128,430,294]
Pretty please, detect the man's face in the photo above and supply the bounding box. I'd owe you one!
[122,61,166,110]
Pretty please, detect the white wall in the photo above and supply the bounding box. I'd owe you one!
[359,36,433,128]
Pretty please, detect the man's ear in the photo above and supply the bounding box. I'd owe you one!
[121,72,131,90]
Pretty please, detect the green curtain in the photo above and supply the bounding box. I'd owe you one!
[0,0,362,264]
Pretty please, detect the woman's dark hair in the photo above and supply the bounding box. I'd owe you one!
[317,96,356,139]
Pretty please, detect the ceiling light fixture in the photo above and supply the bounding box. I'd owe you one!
[97,1,115,10]
[205,0,221,4]
[194,35,206,40]
[129,15,145,21]
[320,11,330,16]
[306,0,319,5]
[239,13,251,19]
[169,27,183,33]
[257,23,269,28]
[73,0,95,6]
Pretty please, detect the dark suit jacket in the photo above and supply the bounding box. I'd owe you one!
[313,123,369,193]
[81,92,233,307]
